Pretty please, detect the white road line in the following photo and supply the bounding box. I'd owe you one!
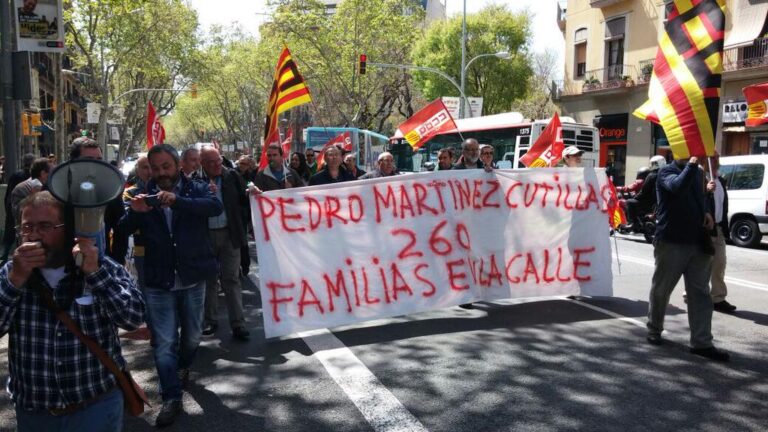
[567,298,647,329]
[613,254,768,292]
[298,329,429,432]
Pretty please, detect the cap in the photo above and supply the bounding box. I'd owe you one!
[563,146,584,157]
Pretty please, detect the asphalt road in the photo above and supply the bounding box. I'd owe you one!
[1,237,767,431]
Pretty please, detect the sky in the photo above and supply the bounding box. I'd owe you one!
[187,0,565,70]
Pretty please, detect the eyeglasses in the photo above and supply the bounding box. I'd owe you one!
[17,223,65,235]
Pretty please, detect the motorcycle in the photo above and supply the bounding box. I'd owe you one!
[616,190,656,244]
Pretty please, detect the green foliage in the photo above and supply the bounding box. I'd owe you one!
[411,5,533,115]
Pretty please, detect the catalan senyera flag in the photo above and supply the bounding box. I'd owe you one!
[396,99,457,150]
[633,0,726,159]
[263,46,312,146]
[519,112,564,168]
[743,83,768,127]
[607,177,627,229]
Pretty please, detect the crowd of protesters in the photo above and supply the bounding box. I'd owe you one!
[0,133,735,430]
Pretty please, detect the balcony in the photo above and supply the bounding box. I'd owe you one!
[582,64,638,93]
[723,36,768,74]
[636,58,654,85]
[557,2,566,32]
[590,0,626,8]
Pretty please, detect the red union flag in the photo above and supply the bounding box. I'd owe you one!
[146,101,165,149]
[744,83,768,127]
[316,131,352,168]
[397,99,457,150]
[281,129,294,156]
[519,112,564,168]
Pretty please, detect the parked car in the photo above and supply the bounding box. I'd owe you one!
[719,155,768,248]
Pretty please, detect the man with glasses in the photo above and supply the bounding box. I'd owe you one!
[0,191,144,431]
[360,152,398,179]
[199,146,250,341]
[453,138,484,170]
[305,149,318,176]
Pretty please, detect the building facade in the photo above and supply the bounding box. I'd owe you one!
[555,0,768,185]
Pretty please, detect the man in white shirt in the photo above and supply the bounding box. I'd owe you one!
[705,153,736,313]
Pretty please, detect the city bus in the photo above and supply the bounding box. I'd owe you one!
[389,112,600,172]
[303,127,388,171]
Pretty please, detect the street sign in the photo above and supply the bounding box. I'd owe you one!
[109,126,120,142]
[14,0,65,53]
[441,97,483,119]
[87,103,101,124]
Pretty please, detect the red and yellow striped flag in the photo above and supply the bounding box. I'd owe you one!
[263,46,312,144]
[633,0,726,159]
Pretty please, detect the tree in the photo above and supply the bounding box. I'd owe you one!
[410,5,533,116]
[510,49,560,120]
[65,0,199,158]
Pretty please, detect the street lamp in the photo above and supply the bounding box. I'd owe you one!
[459,51,510,118]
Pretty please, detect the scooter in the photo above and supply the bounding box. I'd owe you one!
[616,191,656,244]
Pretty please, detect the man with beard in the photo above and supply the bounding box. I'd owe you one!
[436,148,454,171]
[0,191,144,431]
[121,144,222,426]
[180,147,201,179]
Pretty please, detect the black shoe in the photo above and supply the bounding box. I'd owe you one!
[202,322,218,337]
[155,400,182,427]
[178,368,190,390]
[713,300,737,313]
[690,346,730,362]
[458,303,474,310]
[646,334,663,346]
[232,326,250,341]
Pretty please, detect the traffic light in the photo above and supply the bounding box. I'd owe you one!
[190,83,198,99]
[358,54,367,75]
[21,113,30,136]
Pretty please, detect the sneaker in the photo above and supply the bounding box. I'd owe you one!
[713,300,737,313]
[178,368,190,390]
[458,303,474,310]
[646,334,663,346]
[155,400,182,427]
[232,326,250,341]
[202,322,218,337]
[690,346,730,362]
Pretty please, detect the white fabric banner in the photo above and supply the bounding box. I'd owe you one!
[251,168,614,338]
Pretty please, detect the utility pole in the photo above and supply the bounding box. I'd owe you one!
[1,0,18,175]
[54,53,66,162]
[459,0,467,119]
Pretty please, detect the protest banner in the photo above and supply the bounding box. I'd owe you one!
[251,168,613,338]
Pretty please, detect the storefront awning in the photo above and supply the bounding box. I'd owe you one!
[723,0,768,49]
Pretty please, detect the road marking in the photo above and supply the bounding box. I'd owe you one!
[567,298,647,329]
[298,328,429,432]
[613,254,768,292]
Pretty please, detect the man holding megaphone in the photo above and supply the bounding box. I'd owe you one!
[0,191,145,430]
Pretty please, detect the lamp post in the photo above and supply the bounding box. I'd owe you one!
[460,51,510,118]
[459,0,467,119]
[367,61,468,108]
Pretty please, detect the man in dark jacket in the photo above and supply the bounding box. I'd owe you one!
[120,144,223,426]
[359,152,398,179]
[253,144,303,192]
[646,156,728,362]
[200,146,250,341]
[1,153,35,263]
[705,153,735,313]
[452,138,484,170]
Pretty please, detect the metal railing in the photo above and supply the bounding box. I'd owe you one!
[723,36,768,72]
[636,58,654,84]
[582,64,637,92]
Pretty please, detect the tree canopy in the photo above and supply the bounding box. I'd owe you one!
[410,5,534,116]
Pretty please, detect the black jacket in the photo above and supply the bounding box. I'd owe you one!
[309,167,356,186]
[655,162,709,244]
[206,168,248,249]
[634,170,658,210]
[707,175,729,235]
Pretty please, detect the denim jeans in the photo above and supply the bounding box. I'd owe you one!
[16,387,123,432]
[144,282,205,401]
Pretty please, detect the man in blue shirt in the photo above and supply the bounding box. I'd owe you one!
[646,155,729,362]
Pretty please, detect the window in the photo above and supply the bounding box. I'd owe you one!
[574,28,588,79]
[721,164,764,190]
[605,17,626,80]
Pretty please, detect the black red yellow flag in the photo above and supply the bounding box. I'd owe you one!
[633,0,726,158]
[263,46,312,144]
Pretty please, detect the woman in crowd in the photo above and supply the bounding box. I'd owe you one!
[289,152,312,185]
[309,146,356,186]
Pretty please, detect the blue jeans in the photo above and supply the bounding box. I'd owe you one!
[144,282,205,401]
[16,387,123,432]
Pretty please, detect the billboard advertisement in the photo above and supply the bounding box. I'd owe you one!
[15,0,65,53]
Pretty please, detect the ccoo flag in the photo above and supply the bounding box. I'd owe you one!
[519,112,564,168]
[396,99,457,150]
[743,83,768,127]
[633,0,726,159]
[146,101,165,149]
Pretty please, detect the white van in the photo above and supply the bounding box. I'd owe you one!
[719,155,768,248]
